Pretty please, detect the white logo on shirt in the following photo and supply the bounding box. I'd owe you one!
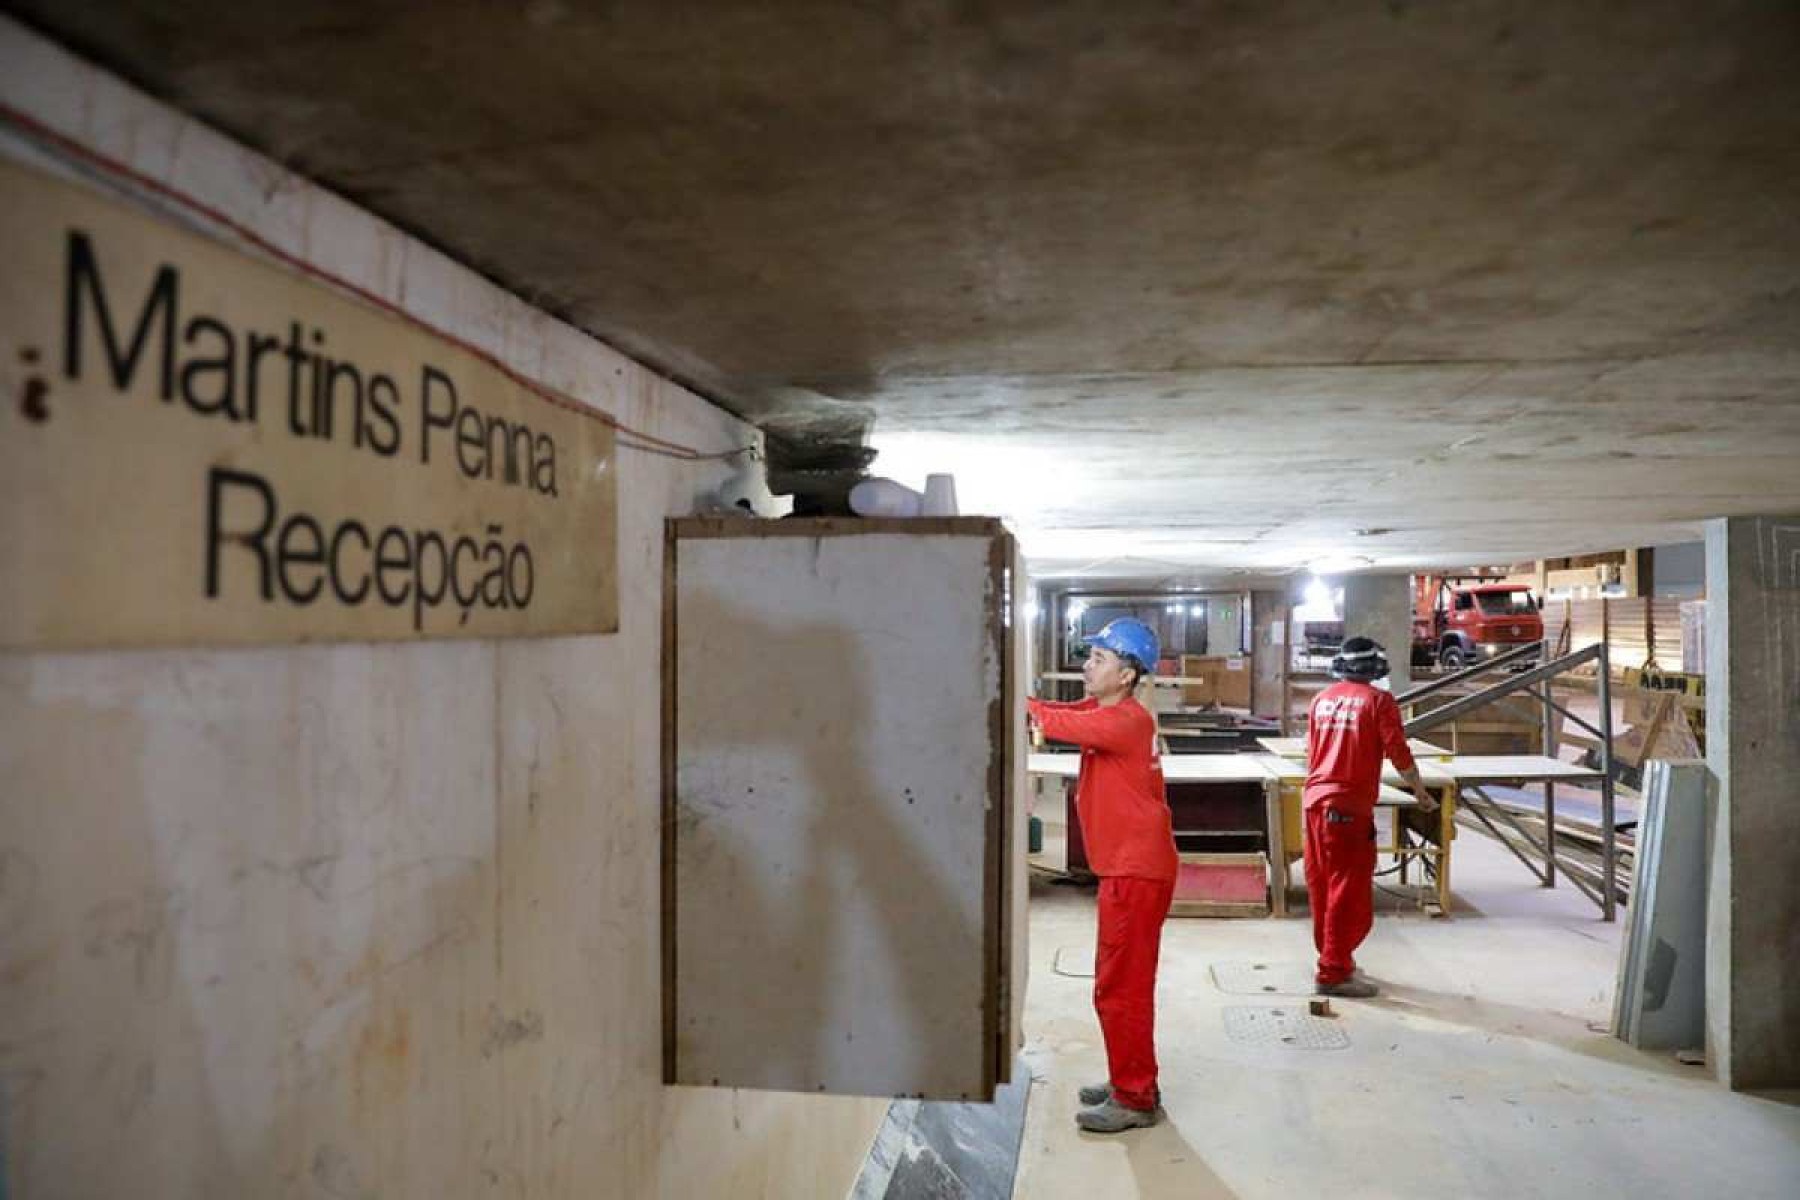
[1313,695,1367,732]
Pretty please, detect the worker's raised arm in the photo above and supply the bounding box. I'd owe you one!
[1026,699,1149,755]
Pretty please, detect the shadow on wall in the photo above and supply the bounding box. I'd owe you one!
[672,584,990,1099]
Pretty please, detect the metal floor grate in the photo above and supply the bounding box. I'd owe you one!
[1222,1006,1351,1050]
[1209,960,1317,997]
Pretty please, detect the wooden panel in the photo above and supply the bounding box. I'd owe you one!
[1002,541,1030,1080]
[1255,736,1451,761]
[1430,755,1605,782]
[667,521,1013,1099]
[0,159,617,649]
[1029,753,1273,782]
[1544,598,1688,670]
[1177,655,1252,707]
[1170,853,1270,917]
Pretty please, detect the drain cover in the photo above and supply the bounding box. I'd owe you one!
[1209,961,1317,997]
[1053,946,1095,978]
[1222,1006,1350,1050]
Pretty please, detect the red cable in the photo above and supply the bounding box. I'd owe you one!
[0,99,753,463]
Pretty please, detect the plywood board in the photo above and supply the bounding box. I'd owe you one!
[1028,753,1274,783]
[1002,541,1030,1079]
[1431,755,1605,782]
[1257,737,1451,760]
[667,520,1015,1099]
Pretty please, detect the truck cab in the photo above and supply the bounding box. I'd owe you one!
[1414,578,1543,668]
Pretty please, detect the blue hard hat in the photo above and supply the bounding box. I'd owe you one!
[1090,618,1160,675]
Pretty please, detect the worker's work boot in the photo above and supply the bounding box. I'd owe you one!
[1078,1082,1160,1107]
[1316,977,1379,998]
[1075,1097,1159,1134]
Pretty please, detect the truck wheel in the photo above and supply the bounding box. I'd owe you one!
[1440,643,1470,669]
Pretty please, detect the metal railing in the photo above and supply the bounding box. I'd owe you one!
[1394,641,1542,708]
[1401,640,1621,920]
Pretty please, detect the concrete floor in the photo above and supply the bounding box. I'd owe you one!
[1012,829,1800,1200]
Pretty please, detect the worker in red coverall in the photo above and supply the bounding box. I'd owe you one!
[1304,636,1437,998]
[1025,618,1177,1134]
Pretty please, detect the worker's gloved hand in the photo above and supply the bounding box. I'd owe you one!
[1413,786,1439,813]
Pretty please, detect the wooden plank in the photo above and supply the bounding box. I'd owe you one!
[1256,736,1451,760]
[1382,761,1457,787]
[1377,785,1420,807]
[1035,750,1437,802]
[980,535,1003,1095]
[988,532,1027,1089]
[1263,780,1288,916]
[1027,752,1274,783]
[1430,755,1604,783]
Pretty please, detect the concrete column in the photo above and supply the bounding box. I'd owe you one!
[1704,515,1800,1090]
[1343,574,1413,694]
[1623,547,1656,598]
[1250,590,1288,718]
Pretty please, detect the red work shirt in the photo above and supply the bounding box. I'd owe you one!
[1304,681,1417,816]
[1027,696,1178,882]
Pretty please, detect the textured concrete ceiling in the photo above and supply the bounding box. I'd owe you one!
[17,0,1800,581]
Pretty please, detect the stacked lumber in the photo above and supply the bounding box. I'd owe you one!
[1542,598,1686,669]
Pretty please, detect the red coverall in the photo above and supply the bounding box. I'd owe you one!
[1027,696,1178,1111]
[1303,680,1417,985]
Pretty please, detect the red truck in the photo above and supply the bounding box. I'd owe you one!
[1413,575,1543,668]
[1300,575,1545,666]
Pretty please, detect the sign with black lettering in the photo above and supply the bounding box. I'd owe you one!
[0,160,617,649]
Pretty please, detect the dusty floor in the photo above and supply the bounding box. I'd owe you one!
[1011,827,1800,1200]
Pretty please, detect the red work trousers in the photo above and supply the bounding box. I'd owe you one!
[1304,805,1377,985]
[1093,875,1175,1111]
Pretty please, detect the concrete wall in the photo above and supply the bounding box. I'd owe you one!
[1704,516,1800,1091]
[1206,594,1247,657]
[0,22,888,1198]
[1250,590,1288,719]
[1651,541,1706,599]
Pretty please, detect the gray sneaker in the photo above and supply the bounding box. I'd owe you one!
[1316,977,1379,998]
[1076,1098,1159,1134]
